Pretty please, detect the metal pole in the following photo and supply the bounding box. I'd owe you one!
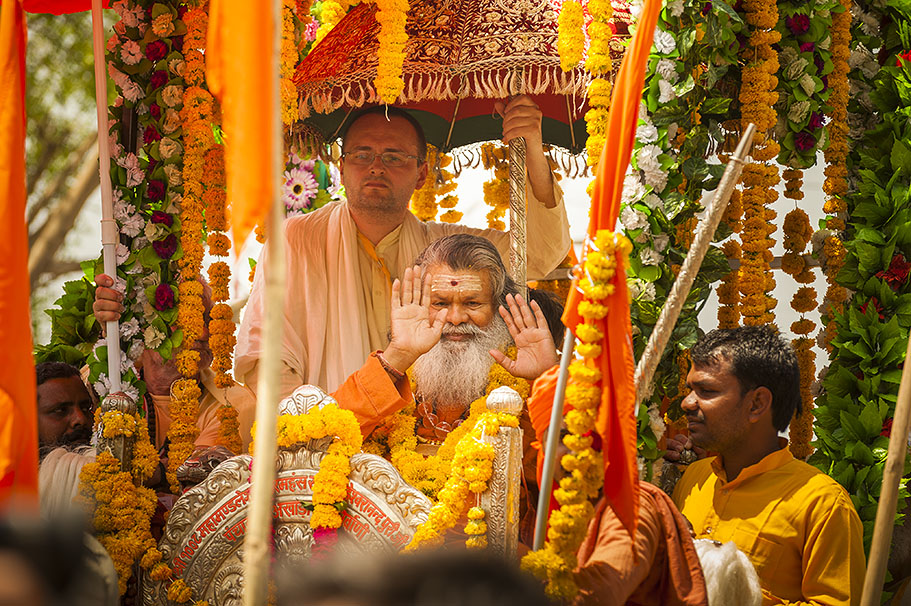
[532,327,576,550]
[91,0,121,393]
[860,333,911,606]
[508,137,527,296]
[632,124,755,413]
[243,0,284,603]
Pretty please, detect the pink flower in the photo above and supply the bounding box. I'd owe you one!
[310,527,339,559]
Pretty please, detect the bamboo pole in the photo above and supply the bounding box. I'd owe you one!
[632,124,755,412]
[243,0,285,602]
[860,333,911,606]
[91,0,122,393]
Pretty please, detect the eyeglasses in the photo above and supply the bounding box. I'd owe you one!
[341,150,421,168]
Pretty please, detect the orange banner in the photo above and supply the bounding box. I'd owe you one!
[561,0,663,540]
[0,0,38,509]
[206,0,275,250]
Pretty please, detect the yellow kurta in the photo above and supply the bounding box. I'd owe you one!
[672,444,865,606]
[236,184,571,397]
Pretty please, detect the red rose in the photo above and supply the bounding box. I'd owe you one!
[149,70,168,90]
[859,297,885,320]
[809,112,825,130]
[143,125,162,144]
[897,50,911,67]
[145,40,168,62]
[153,234,178,259]
[154,284,175,311]
[151,210,173,226]
[147,179,166,201]
[149,103,161,119]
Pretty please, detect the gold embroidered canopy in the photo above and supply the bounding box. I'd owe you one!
[294,0,631,153]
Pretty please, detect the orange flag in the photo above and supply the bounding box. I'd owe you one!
[0,0,38,508]
[206,0,275,250]
[561,0,662,540]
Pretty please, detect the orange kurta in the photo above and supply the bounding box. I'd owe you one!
[574,482,707,606]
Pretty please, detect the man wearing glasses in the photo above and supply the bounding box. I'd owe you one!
[235,96,571,398]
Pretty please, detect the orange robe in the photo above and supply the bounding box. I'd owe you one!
[574,482,708,606]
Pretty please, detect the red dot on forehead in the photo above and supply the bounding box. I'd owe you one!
[450,280,458,286]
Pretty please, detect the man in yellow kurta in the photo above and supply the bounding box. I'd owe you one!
[670,326,865,606]
[235,96,572,398]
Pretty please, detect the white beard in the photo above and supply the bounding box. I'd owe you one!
[412,316,511,409]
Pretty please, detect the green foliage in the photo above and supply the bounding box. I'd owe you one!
[812,22,911,554]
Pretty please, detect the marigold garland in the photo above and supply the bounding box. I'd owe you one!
[405,410,518,550]
[819,0,851,351]
[281,0,299,126]
[251,404,363,549]
[583,0,613,167]
[374,0,409,104]
[481,143,509,230]
[78,411,158,595]
[737,0,781,327]
[410,146,441,221]
[522,230,630,601]
[557,0,584,72]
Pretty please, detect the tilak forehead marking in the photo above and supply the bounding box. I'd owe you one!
[430,273,483,293]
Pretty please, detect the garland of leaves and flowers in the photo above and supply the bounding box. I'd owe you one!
[583,0,613,169]
[774,0,835,183]
[481,143,509,230]
[557,0,584,72]
[817,0,851,351]
[363,355,529,499]
[374,0,409,104]
[781,208,816,459]
[521,230,627,601]
[281,0,300,126]
[88,0,190,405]
[78,410,158,595]
[405,410,519,550]
[738,0,780,327]
[620,0,743,475]
[809,1,911,552]
[250,404,363,554]
[409,146,459,223]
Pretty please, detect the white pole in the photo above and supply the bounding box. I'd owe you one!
[90,0,122,393]
[243,0,284,603]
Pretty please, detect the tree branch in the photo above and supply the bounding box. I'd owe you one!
[26,133,97,233]
[28,147,100,287]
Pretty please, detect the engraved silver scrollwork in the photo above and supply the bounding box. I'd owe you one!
[96,391,138,472]
[480,386,523,558]
[141,386,433,605]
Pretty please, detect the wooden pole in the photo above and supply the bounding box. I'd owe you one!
[632,124,755,412]
[860,333,911,606]
[91,0,122,393]
[243,0,284,602]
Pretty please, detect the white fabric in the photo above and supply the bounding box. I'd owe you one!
[236,194,570,395]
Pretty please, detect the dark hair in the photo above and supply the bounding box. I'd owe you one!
[36,362,80,388]
[341,106,428,161]
[690,326,801,432]
[415,234,520,307]
[528,288,565,345]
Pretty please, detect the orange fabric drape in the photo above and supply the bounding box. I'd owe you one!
[206,0,275,250]
[560,0,663,542]
[0,0,38,508]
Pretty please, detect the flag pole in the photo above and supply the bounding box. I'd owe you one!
[243,0,284,603]
[632,124,755,412]
[860,333,911,606]
[91,0,122,393]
